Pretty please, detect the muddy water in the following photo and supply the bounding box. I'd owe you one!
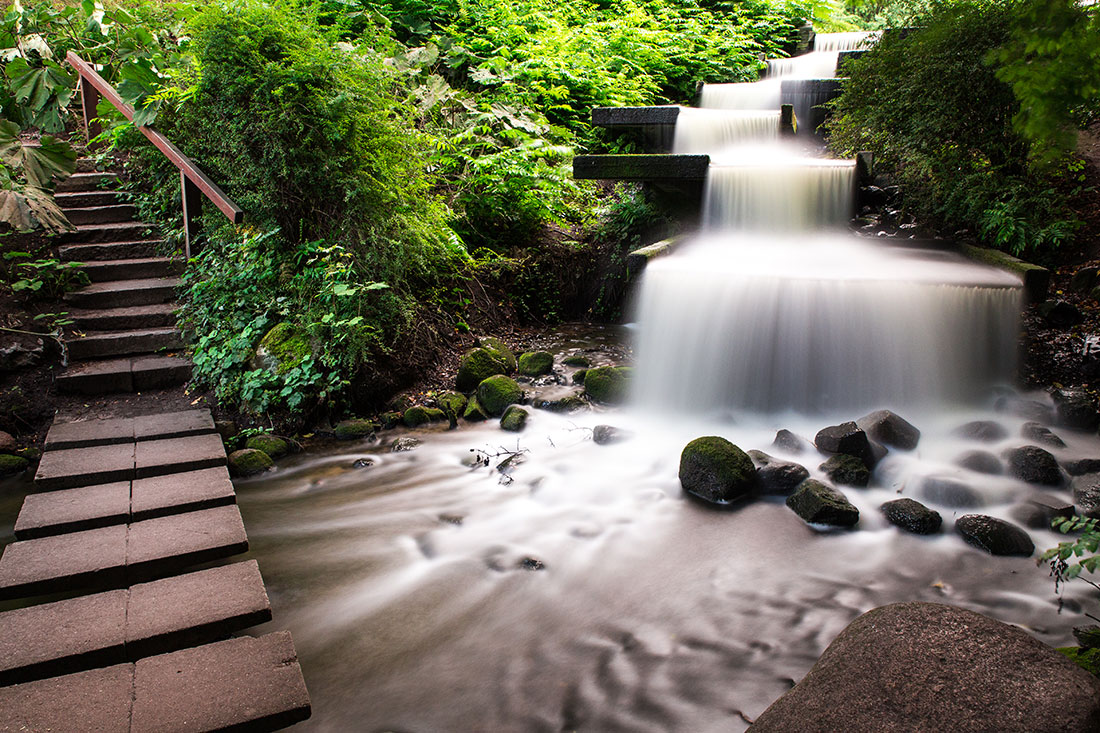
[233,326,1098,732]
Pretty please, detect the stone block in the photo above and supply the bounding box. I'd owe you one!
[14,481,131,540]
[0,524,128,600]
[130,466,236,521]
[0,664,134,731]
[132,409,215,442]
[35,442,135,491]
[126,505,248,582]
[45,416,134,450]
[133,433,226,479]
[572,154,710,181]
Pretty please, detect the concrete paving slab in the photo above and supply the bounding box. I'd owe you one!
[0,524,128,600]
[131,631,311,732]
[35,442,135,491]
[45,415,134,450]
[14,481,131,540]
[131,466,235,521]
[133,409,215,442]
[134,433,226,479]
[131,354,192,391]
[127,561,271,658]
[126,505,248,582]
[0,589,127,685]
[56,356,134,395]
[0,663,133,731]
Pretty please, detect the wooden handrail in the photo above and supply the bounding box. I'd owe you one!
[66,52,243,257]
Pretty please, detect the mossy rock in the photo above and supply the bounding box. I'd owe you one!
[500,405,529,432]
[334,419,377,440]
[479,337,517,372]
[16,446,41,462]
[820,454,870,487]
[786,479,860,527]
[678,436,756,505]
[534,394,588,413]
[463,395,490,422]
[518,351,554,377]
[246,434,289,460]
[0,453,29,477]
[437,391,467,417]
[253,322,312,375]
[583,366,634,405]
[562,354,590,368]
[228,448,274,478]
[477,375,523,416]
[456,348,510,392]
[572,368,588,385]
[1057,647,1100,677]
[379,411,402,430]
[404,406,433,428]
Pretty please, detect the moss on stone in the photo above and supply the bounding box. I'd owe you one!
[518,351,554,377]
[228,448,274,477]
[480,337,517,373]
[334,418,377,440]
[583,366,634,405]
[1057,647,1100,678]
[403,406,433,427]
[562,354,590,368]
[820,454,870,487]
[572,368,588,385]
[437,391,468,417]
[0,453,29,476]
[500,405,529,432]
[254,322,312,375]
[786,479,860,527]
[246,434,289,460]
[379,411,402,430]
[463,395,490,422]
[477,375,523,416]
[678,436,756,504]
[456,347,510,392]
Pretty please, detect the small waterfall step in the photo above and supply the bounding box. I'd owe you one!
[70,302,178,331]
[63,277,181,308]
[573,153,710,181]
[56,355,192,395]
[65,327,184,361]
[0,560,270,685]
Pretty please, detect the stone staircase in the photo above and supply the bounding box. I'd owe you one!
[54,159,192,395]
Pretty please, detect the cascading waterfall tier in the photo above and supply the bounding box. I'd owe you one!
[672,107,779,155]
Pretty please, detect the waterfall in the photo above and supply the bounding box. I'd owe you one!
[672,107,779,154]
[813,31,877,52]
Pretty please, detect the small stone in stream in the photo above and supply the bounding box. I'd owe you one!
[994,395,1055,424]
[534,395,587,413]
[1011,493,1075,529]
[856,410,920,450]
[593,425,631,445]
[517,351,554,377]
[1021,422,1066,448]
[953,420,1008,442]
[773,429,811,454]
[439,513,464,526]
[820,454,870,488]
[918,476,984,509]
[678,436,756,505]
[334,419,377,440]
[1072,474,1100,518]
[1038,299,1083,328]
[227,448,273,477]
[352,458,374,469]
[955,514,1034,556]
[1065,458,1100,476]
[758,461,810,496]
[562,354,590,368]
[786,480,860,528]
[390,437,421,452]
[518,556,546,571]
[500,405,529,432]
[956,450,1003,475]
[814,422,883,469]
[572,369,588,385]
[463,395,489,422]
[881,498,942,534]
[1052,388,1100,431]
[1004,445,1064,486]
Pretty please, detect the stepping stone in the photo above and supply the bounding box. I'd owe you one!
[63,203,137,226]
[78,256,182,282]
[130,632,311,732]
[63,277,180,309]
[55,190,121,208]
[59,239,163,262]
[134,433,226,479]
[66,327,182,361]
[57,221,154,245]
[131,466,236,521]
[0,664,134,731]
[70,302,177,330]
[35,442,135,490]
[57,355,192,395]
[55,171,118,193]
[45,409,214,450]
[131,354,192,391]
[0,561,271,684]
[15,481,131,540]
[133,409,215,441]
[0,506,247,599]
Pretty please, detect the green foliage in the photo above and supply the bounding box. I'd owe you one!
[1,250,88,298]
[0,117,75,232]
[1042,516,1100,588]
[828,0,1082,256]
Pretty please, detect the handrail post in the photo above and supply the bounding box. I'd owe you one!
[79,76,101,143]
[181,172,202,259]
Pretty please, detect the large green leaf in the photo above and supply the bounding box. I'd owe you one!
[4,58,75,133]
[0,122,76,189]
[0,183,74,233]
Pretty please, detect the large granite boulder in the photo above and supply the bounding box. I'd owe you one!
[749,602,1100,732]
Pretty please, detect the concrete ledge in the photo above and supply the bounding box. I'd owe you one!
[573,154,710,181]
[592,105,680,127]
[958,244,1050,303]
[0,664,134,730]
[44,409,215,451]
[627,236,686,277]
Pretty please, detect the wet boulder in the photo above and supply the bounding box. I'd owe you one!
[517,351,554,377]
[1065,458,1100,476]
[857,409,920,450]
[476,375,523,417]
[391,437,421,452]
[533,394,587,413]
[592,425,631,445]
[456,347,511,393]
[1038,299,1083,328]
[562,354,590,368]
[334,419,377,441]
[462,395,490,422]
[773,429,812,454]
[955,514,1034,556]
[814,421,884,469]
[583,366,633,405]
[786,480,859,528]
[918,476,984,509]
[479,337,517,373]
[748,602,1100,733]
[1004,445,1064,486]
[678,436,756,506]
[955,450,1003,475]
[1011,493,1075,529]
[1021,422,1066,449]
[500,405,529,432]
[1072,474,1100,518]
[1052,388,1100,431]
[572,369,588,385]
[953,420,1008,442]
[378,411,403,430]
[881,498,942,534]
[228,449,273,478]
[820,454,870,488]
[403,406,445,428]
[437,392,467,419]
[0,453,29,477]
[245,434,289,460]
[749,450,809,495]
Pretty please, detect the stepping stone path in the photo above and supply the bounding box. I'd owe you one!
[0,159,311,731]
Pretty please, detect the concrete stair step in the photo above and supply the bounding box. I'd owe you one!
[34,433,225,491]
[0,505,247,599]
[74,157,100,173]
[45,409,214,451]
[0,632,311,731]
[56,221,156,245]
[55,190,121,209]
[60,239,165,262]
[70,302,177,330]
[0,561,270,685]
[62,204,138,226]
[56,171,117,193]
[63,277,180,309]
[79,256,182,282]
[56,355,192,395]
[66,327,183,361]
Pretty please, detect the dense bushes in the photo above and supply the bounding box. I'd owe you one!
[828,0,1095,257]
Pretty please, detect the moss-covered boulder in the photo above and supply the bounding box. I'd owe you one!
[457,348,509,392]
[246,434,289,460]
[500,405,529,432]
[403,406,432,427]
[334,419,377,440]
[228,448,274,477]
[820,454,870,487]
[463,395,490,422]
[518,351,554,377]
[477,375,523,416]
[379,411,402,430]
[252,322,312,375]
[533,394,587,413]
[583,366,634,405]
[0,453,29,477]
[479,337,516,372]
[786,479,860,527]
[562,354,590,368]
[678,436,756,505]
[572,369,588,385]
[437,391,467,418]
